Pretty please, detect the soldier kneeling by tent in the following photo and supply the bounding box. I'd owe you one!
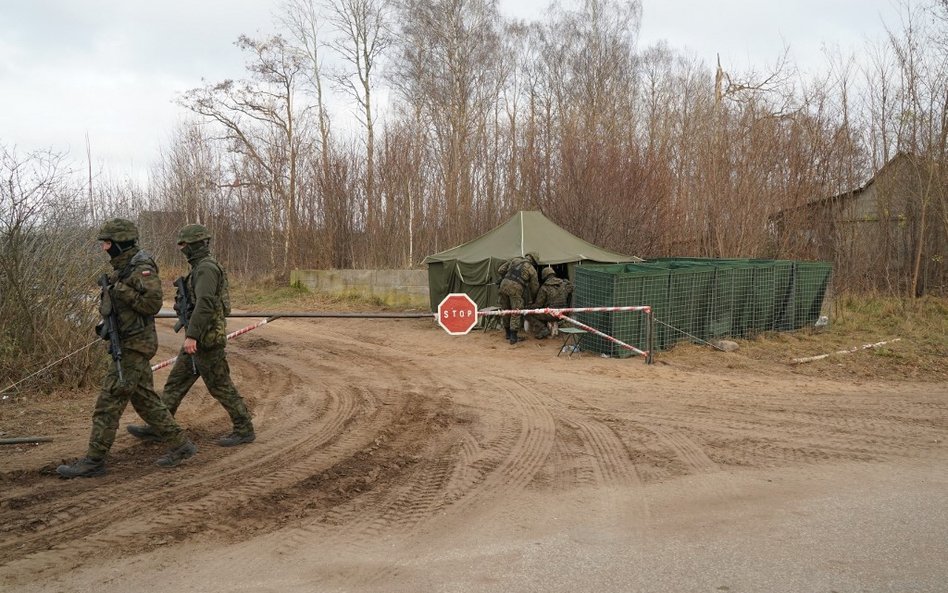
[527,267,573,339]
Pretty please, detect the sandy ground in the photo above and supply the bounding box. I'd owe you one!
[1,316,947,593]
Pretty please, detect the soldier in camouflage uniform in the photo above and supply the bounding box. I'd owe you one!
[496,252,539,345]
[57,219,197,478]
[527,267,573,339]
[127,224,255,447]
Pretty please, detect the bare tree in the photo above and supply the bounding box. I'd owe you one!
[0,146,101,391]
[282,0,335,159]
[392,0,506,247]
[179,35,311,278]
[153,124,219,224]
[885,2,947,296]
[325,0,393,241]
[529,0,643,250]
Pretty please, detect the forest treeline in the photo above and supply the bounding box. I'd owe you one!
[2,1,948,391]
[7,0,948,283]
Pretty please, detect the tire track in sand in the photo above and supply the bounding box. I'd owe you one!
[0,321,410,580]
[272,373,557,590]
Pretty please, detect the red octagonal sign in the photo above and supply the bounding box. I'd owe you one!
[437,293,478,335]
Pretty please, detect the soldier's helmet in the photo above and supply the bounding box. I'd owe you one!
[541,266,556,280]
[526,252,540,264]
[177,224,212,245]
[97,218,139,242]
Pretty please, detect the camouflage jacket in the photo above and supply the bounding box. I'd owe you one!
[497,256,539,301]
[532,277,571,309]
[183,244,231,350]
[102,247,162,357]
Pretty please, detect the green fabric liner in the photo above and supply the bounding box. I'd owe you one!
[574,258,833,358]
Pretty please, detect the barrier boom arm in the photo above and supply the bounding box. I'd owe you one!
[479,306,651,317]
[479,306,653,361]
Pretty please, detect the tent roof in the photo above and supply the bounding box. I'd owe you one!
[423,210,640,265]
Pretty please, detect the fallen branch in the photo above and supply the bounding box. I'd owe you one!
[0,436,54,445]
[791,339,902,364]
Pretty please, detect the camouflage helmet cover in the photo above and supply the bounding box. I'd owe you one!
[541,266,556,280]
[177,223,212,244]
[97,218,139,242]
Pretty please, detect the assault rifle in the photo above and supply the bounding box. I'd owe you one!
[172,276,198,374]
[172,276,192,333]
[97,274,124,383]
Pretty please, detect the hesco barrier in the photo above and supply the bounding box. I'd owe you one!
[573,258,832,357]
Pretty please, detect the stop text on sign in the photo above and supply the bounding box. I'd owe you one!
[437,293,478,335]
[442,309,474,319]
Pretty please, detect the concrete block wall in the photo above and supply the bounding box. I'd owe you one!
[290,269,430,308]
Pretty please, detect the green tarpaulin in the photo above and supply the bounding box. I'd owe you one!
[424,211,640,312]
[574,258,833,357]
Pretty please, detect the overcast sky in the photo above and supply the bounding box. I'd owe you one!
[0,0,907,183]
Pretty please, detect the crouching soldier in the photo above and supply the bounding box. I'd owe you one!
[527,267,573,339]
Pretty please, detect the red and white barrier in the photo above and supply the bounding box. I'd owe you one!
[151,317,279,372]
[553,313,649,357]
[479,305,651,317]
[479,305,652,360]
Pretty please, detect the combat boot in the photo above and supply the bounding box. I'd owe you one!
[216,431,256,447]
[126,424,162,442]
[509,331,523,345]
[56,457,106,479]
[155,439,197,467]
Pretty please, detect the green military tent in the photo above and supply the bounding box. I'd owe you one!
[424,210,640,311]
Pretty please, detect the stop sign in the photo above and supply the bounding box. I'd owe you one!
[437,293,478,335]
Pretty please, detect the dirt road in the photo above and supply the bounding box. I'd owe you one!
[2,317,946,592]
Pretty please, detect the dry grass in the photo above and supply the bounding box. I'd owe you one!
[667,296,947,382]
[230,280,396,312]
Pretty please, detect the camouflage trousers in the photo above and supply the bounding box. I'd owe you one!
[162,346,254,435]
[498,279,528,331]
[88,351,186,459]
